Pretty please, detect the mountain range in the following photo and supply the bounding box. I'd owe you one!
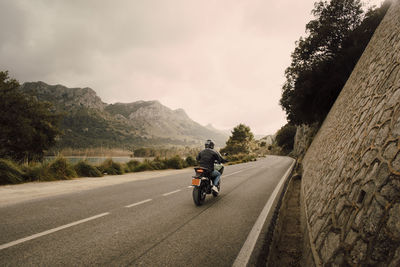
[20,81,228,149]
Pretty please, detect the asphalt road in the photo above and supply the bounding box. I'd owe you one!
[0,156,294,266]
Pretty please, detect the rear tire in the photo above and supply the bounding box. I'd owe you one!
[193,184,206,206]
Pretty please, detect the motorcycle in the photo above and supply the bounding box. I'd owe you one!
[191,162,224,206]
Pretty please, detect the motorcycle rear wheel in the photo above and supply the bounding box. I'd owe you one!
[193,184,206,206]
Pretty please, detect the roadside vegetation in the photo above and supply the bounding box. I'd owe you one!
[0,155,198,185]
[273,123,297,156]
[221,124,258,164]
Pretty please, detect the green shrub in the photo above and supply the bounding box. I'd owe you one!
[275,123,297,155]
[74,161,103,177]
[0,158,25,185]
[23,162,52,181]
[125,160,141,172]
[165,155,184,169]
[98,158,124,175]
[48,157,77,180]
[150,157,166,170]
[185,156,197,167]
[133,160,154,172]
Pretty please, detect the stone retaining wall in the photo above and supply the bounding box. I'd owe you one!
[301,1,400,265]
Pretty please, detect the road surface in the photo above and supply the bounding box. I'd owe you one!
[0,156,294,266]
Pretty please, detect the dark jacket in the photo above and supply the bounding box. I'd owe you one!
[196,148,227,172]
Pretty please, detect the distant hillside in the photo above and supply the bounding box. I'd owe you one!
[21,82,228,149]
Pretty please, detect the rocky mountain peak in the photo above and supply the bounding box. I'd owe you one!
[21,81,106,110]
[174,108,190,119]
[19,81,229,147]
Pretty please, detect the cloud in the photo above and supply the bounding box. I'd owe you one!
[0,0,383,135]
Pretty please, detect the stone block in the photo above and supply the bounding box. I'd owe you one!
[344,229,358,246]
[337,207,352,231]
[390,246,400,267]
[362,148,379,166]
[349,239,368,264]
[375,121,391,147]
[312,218,326,243]
[383,141,398,161]
[331,250,345,266]
[362,199,384,238]
[320,232,340,262]
[374,162,391,188]
[393,114,400,137]
[387,204,400,240]
[381,179,400,203]
[391,152,400,173]
[374,193,388,208]
[361,181,376,205]
[353,209,364,231]
[370,228,399,263]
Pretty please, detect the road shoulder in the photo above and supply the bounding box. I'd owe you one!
[0,168,192,207]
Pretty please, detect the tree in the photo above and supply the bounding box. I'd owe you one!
[221,124,254,155]
[0,71,62,161]
[280,0,390,125]
[275,123,297,154]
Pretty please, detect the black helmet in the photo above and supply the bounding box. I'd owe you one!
[205,139,215,149]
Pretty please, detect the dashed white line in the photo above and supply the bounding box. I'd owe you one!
[162,189,181,196]
[224,167,252,177]
[0,212,110,251]
[125,199,153,208]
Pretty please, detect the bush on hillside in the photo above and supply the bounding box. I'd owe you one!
[150,157,166,170]
[48,157,77,180]
[165,155,184,169]
[185,156,197,167]
[124,160,141,172]
[133,159,154,172]
[23,162,52,181]
[275,123,297,155]
[0,158,24,184]
[74,161,103,177]
[98,158,124,175]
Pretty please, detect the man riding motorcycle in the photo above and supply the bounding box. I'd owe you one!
[196,140,227,193]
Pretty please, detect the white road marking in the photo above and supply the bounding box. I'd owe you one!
[232,159,296,267]
[0,212,110,251]
[125,199,152,208]
[224,170,244,177]
[224,167,254,177]
[162,189,181,196]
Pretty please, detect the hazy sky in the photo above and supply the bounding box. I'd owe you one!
[0,0,383,135]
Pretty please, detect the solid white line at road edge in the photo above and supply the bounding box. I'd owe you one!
[232,159,296,267]
[125,199,153,208]
[0,212,110,251]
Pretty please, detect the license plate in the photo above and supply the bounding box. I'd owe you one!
[192,178,201,186]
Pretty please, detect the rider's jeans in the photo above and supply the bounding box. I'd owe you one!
[211,170,221,186]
